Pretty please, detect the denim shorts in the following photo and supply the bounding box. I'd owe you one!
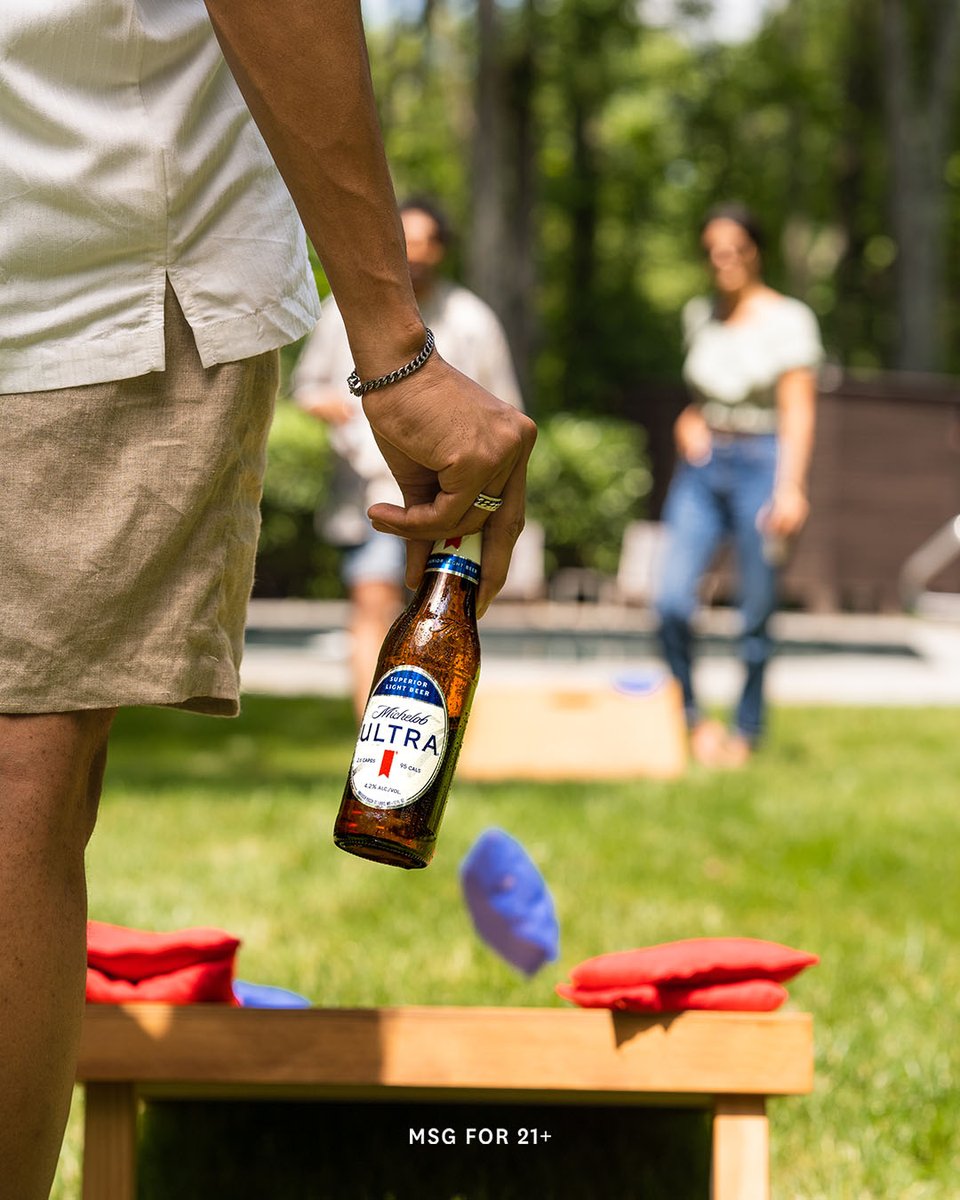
[341,528,406,589]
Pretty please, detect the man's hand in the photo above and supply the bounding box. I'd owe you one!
[362,354,536,617]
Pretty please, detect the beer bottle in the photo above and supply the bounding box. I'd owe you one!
[333,532,482,869]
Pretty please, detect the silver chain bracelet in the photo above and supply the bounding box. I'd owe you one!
[347,328,436,397]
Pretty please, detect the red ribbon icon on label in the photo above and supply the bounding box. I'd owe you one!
[378,750,395,778]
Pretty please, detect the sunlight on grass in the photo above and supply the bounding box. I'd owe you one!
[53,699,960,1197]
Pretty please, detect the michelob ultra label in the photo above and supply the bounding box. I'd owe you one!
[350,666,448,810]
[424,533,481,584]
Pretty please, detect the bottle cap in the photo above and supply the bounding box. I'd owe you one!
[425,533,481,583]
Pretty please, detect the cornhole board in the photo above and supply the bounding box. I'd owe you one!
[76,1004,814,1200]
[457,675,687,780]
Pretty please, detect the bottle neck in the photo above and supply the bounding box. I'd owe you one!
[417,534,480,618]
[423,534,481,586]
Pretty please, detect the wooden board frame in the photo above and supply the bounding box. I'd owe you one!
[76,1005,813,1200]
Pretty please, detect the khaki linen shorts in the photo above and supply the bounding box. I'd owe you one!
[0,285,279,716]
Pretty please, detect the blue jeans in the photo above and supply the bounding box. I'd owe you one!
[655,434,779,742]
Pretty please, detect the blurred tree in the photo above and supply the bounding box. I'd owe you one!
[370,4,473,235]
[880,0,960,371]
[466,0,540,392]
[363,0,960,395]
[832,0,893,369]
[468,0,506,307]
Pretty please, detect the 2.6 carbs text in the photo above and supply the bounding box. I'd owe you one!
[409,1127,551,1146]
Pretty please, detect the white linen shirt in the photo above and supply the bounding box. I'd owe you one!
[0,0,321,394]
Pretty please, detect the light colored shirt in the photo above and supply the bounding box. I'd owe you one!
[293,280,523,534]
[0,0,320,395]
[682,294,823,434]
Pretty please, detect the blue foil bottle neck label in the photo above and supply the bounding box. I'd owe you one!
[424,533,481,586]
[350,666,448,810]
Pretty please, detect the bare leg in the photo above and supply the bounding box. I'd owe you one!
[0,708,116,1200]
[349,580,403,720]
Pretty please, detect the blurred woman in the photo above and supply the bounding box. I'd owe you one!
[656,204,823,767]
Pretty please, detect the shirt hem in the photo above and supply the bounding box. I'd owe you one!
[0,286,319,394]
[188,284,321,370]
[0,330,165,395]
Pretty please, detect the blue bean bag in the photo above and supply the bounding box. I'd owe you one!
[460,828,560,976]
[232,980,312,1008]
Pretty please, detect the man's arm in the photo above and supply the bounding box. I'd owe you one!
[202,0,535,613]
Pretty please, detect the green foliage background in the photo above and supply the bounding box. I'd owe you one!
[372,0,960,384]
[256,0,960,595]
[525,414,652,574]
[257,399,341,598]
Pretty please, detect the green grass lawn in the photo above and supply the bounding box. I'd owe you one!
[53,698,960,1198]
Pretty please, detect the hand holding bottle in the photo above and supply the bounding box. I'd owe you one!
[334,533,483,869]
[361,353,536,617]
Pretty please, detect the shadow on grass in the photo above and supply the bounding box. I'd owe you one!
[140,1099,710,1200]
[105,695,600,809]
[106,696,359,796]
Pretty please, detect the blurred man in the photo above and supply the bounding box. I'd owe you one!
[294,198,524,717]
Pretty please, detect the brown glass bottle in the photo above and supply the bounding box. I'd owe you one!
[333,533,482,869]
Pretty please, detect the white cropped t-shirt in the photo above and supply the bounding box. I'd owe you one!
[682,294,823,434]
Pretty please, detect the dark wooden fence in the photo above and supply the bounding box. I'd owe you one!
[615,371,960,612]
